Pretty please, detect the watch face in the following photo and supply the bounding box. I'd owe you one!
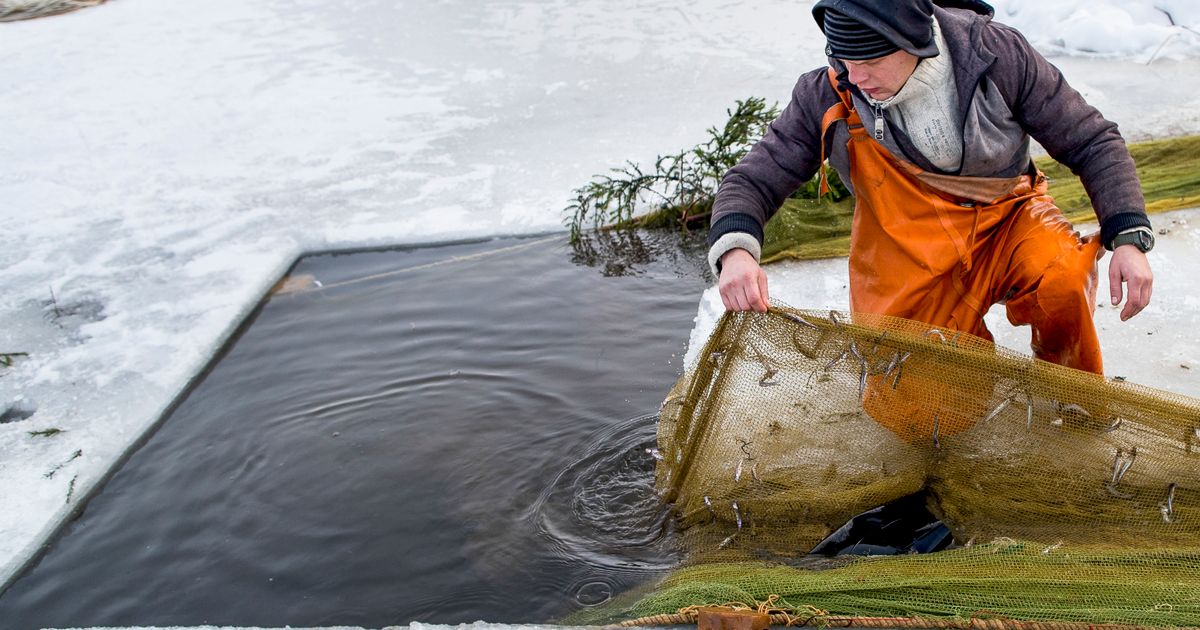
[1114,230,1154,252]
[1138,231,1155,252]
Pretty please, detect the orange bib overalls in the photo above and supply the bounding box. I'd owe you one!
[819,70,1104,440]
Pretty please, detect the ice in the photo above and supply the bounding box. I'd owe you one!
[994,0,1200,60]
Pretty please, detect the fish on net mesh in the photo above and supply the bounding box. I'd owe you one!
[580,305,1200,629]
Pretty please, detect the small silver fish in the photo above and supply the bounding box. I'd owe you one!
[783,312,818,329]
[890,352,911,390]
[848,341,869,396]
[759,368,779,387]
[1162,483,1177,523]
[659,395,683,410]
[1105,447,1137,499]
[982,398,1012,424]
[874,349,900,376]
[1111,448,1137,485]
[825,347,849,371]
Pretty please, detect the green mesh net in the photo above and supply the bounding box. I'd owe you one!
[595,305,1200,628]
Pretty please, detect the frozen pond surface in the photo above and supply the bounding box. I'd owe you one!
[2,0,1200,622]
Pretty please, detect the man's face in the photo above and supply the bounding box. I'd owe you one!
[839,50,920,101]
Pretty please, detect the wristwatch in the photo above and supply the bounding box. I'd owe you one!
[1109,227,1155,253]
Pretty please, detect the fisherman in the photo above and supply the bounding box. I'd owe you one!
[708,0,1155,375]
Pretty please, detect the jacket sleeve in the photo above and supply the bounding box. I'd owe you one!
[985,23,1150,246]
[708,68,836,253]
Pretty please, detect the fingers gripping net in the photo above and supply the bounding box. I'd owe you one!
[640,306,1200,627]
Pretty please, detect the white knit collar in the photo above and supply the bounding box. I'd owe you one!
[866,17,951,110]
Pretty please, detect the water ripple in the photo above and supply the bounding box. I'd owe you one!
[571,576,616,607]
[528,413,680,572]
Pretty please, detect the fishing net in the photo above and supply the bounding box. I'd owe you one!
[603,305,1200,629]
[0,0,105,22]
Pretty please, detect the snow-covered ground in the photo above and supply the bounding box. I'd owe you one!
[2,0,1200,620]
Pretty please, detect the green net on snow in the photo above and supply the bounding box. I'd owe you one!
[593,306,1200,628]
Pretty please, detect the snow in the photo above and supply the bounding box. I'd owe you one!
[1,0,1200,625]
[995,0,1200,59]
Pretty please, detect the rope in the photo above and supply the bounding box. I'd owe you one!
[306,234,560,292]
[618,596,828,628]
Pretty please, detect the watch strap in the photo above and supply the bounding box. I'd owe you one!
[1109,227,1154,253]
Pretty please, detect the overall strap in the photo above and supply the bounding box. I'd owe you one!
[818,69,856,197]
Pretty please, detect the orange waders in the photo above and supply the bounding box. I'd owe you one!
[819,70,1104,441]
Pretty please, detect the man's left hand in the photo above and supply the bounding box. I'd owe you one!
[1108,245,1153,321]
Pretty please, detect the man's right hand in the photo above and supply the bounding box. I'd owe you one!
[718,248,770,312]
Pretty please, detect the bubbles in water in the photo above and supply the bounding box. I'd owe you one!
[574,579,614,606]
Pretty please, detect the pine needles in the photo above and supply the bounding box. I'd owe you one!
[565,98,782,242]
[564,96,855,252]
[0,352,29,368]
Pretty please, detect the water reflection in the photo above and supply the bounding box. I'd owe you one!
[570,228,710,278]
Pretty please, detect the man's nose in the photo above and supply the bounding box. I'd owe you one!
[846,64,866,86]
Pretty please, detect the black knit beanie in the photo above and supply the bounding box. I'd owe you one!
[821,9,899,60]
[813,0,939,60]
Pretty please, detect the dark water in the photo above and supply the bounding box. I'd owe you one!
[0,232,710,629]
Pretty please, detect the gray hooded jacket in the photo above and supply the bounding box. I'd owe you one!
[708,3,1150,267]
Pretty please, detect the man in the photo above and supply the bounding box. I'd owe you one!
[709,0,1154,375]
